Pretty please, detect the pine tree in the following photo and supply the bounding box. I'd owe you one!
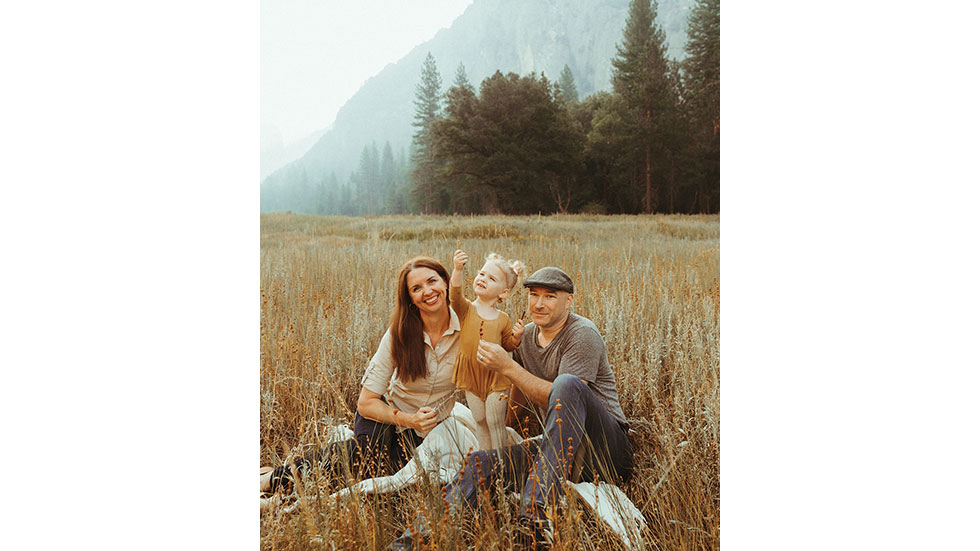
[587,92,637,212]
[294,167,311,213]
[558,64,579,104]
[448,63,475,107]
[351,142,380,214]
[610,0,675,213]
[339,181,353,216]
[380,141,396,214]
[315,178,329,214]
[432,71,585,214]
[410,53,444,214]
[325,172,339,214]
[681,0,720,213]
[438,63,479,213]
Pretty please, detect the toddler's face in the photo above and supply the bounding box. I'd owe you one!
[473,262,509,302]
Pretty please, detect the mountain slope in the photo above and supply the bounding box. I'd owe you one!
[261,125,327,180]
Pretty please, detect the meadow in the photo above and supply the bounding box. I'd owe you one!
[260,213,719,550]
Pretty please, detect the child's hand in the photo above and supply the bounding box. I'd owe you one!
[512,319,525,341]
[453,249,468,271]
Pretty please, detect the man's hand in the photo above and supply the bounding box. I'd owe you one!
[453,249,468,271]
[479,340,553,409]
[477,340,511,374]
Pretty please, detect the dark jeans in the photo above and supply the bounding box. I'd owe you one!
[268,403,424,493]
[444,373,633,517]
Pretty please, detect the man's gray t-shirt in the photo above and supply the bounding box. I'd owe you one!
[515,312,628,426]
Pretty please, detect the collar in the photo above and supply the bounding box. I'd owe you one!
[448,306,462,333]
[422,307,462,347]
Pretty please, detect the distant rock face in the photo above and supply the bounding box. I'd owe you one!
[262,0,695,205]
[261,126,326,181]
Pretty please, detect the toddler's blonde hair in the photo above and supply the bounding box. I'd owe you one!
[485,252,525,296]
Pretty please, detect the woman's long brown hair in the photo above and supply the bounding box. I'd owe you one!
[389,256,450,383]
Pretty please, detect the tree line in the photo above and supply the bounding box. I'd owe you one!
[267,0,719,216]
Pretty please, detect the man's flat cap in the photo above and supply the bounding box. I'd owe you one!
[522,267,574,294]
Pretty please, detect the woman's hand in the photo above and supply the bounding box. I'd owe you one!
[406,406,438,435]
[453,249,468,271]
[358,388,439,435]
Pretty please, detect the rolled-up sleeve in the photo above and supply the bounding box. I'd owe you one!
[360,329,396,395]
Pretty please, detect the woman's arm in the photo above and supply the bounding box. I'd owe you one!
[356,387,439,434]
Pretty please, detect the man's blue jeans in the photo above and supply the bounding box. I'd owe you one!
[444,374,633,517]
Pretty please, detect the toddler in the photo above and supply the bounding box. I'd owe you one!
[449,249,526,451]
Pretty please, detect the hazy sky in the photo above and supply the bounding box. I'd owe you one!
[261,0,474,147]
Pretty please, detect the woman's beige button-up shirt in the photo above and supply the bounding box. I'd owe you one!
[360,308,461,437]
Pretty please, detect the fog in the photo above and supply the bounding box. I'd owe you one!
[261,0,473,152]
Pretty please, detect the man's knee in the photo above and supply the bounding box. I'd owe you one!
[549,373,587,404]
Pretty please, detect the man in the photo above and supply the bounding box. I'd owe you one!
[390,267,634,550]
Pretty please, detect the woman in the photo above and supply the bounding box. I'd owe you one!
[261,256,461,495]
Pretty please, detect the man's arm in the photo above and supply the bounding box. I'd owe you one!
[505,383,527,427]
[477,341,552,408]
[502,359,552,408]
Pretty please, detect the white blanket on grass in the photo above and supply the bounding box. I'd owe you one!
[329,402,507,497]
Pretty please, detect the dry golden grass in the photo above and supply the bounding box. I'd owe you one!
[261,213,719,550]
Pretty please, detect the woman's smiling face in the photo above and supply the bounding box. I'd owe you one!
[406,267,448,314]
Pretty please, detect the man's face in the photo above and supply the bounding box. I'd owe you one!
[526,286,573,330]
